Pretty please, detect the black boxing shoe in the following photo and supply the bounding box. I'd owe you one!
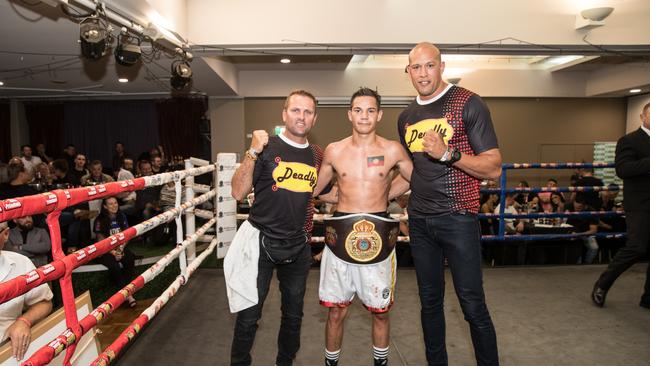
[325,359,339,366]
[374,358,388,366]
[640,295,650,309]
[591,281,607,307]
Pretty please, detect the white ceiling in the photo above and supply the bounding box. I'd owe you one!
[0,0,649,99]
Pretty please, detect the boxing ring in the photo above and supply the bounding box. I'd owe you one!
[0,157,225,366]
[0,158,638,365]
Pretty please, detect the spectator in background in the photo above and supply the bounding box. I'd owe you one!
[480,193,499,235]
[50,159,72,188]
[118,158,135,179]
[0,221,53,361]
[32,162,52,190]
[0,162,37,200]
[566,197,599,264]
[68,154,89,187]
[513,180,537,209]
[93,197,137,308]
[61,144,76,170]
[575,167,604,210]
[117,158,137,214]
[34,144,53,164]
[7,216,51,267]
[600,183,620,212]
[550,192,566,213]
[19,145,41,178]
[135,160,162,244]
[81,160,114,186]
[112,141,127,177]
[494,193,525,234]
[151,155,166,174]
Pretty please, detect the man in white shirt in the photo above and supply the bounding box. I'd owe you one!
[0,221,53,361]
[19,145,42,177]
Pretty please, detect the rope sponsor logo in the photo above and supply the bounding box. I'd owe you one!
[76,250,87,261]
[44,193,58,205]
[43,264,55,275]
[62,328,76,345]
[3,199,22,211]
[25,270,40,284]
[91,308,105,322]
[98,184,107,193]
[48,339,64,355]
[64,190,71,199]
[87,186,98,196]
[272,160,318,193]
[404,118,454,152]
[87,245,97,255]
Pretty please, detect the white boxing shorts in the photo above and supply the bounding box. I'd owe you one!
[319,246,396,313]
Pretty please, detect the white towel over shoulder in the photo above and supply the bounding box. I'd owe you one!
[224,220,260,313]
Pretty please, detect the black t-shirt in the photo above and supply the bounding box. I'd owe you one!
[574,176,604,210]
[248,135,323,240]
[397,85,499,216]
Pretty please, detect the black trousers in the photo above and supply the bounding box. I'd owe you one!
[230,243,311,366]
[597,210,650,302]
[96,248,136,289]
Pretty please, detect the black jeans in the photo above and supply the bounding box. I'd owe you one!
[409,213,499,366]
[230,243,312,366]
[597,210,650,302]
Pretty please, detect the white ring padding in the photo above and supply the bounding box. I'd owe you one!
[143,164,216,188]
[192,184,211,193]
[324,212,399,223]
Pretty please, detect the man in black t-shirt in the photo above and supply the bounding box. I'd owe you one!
[226,90,322,366]
[574,167,604,210]
[395,42,501,366]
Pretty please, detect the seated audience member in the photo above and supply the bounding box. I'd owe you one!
[600,183,620,212]
[159,181,185,212]
[7,216,51,267]
[31,162,52,190]
[513,180,538,208]
[34,143,53,164]
[574,167,604,210]
[81,160,114,186]
[50,159,72,188]
[480,193,499,235]
[494,194,525,234]
[93,197,137,307]
[0,162,38,200]
[0,221,53,361]
[112,142,127,177]
[566,197,599,264]
[117,158,137,213]
[61,144,76,170]
[19,145,41,178]
[151,155,166,174]
[68,154,89,187]
[134,161,162,243]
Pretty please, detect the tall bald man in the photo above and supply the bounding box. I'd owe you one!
[397,42,501,365]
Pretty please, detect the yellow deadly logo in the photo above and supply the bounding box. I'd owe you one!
[404,118,454,153]
[272,161,318,192]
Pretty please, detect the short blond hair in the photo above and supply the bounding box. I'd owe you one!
[283,90,317,111]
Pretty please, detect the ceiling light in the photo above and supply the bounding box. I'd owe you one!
[114,34,142,66]
[118,78,129,83]
[79,16,110,60]
[575,7,614,30]
[629,89,642,93]
[280,58,291,64]
[0,81,4,86]
[170,60,192,91]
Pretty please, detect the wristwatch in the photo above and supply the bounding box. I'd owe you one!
[245,148,258,161]
[448,148,462,165]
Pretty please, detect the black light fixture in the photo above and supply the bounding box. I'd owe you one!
[79,16,110,60]
[170,60,192,91]
[114,33,142,66]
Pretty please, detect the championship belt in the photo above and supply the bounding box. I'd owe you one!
[324,213,400,265]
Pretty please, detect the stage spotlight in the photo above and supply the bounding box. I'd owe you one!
[79,16,110,60]
[114,35,142,66]
[170,60,192,91]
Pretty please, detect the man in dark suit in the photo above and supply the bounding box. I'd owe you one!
[592,102,650,309]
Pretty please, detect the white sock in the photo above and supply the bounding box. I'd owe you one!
[325,348,341,362]
[373,345,389,360]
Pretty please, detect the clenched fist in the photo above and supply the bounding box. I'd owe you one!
[422,129,447,160]
[250,130,269,153]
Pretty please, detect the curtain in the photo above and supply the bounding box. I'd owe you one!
[0,102,10,162]
[24,102,65,159]
[156,97,208,160]
[63,100,159,169]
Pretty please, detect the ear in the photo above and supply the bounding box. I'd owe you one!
[348,109,353,122]
[440,61,446,75]
[312,113,318,127]
[377,109,384,122]
[282,108,288,123]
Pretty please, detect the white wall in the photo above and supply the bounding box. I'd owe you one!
[626,94,650,133]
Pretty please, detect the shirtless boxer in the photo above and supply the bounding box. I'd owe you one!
[313,87,413,366]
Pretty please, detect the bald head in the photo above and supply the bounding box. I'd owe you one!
[409,42,441,64]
